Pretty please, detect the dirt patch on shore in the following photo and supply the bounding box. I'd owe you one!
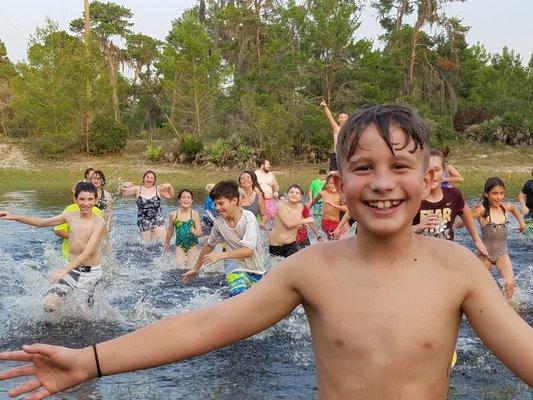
[0,144,30,169]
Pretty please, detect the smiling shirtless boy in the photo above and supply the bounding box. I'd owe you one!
[0,182,105,312]
[0,105,531,399]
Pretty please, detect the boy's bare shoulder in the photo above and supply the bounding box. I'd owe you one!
[415,234,485,277]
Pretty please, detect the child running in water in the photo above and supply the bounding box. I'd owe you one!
[470,177,526,300]
[1,182,105,312]
[268,185,316,257]
[308,173,347,240]
[0,105,531,399]
[182,181,265,297]
[163,190,202,269]
[308,169,327,226]
[412,149,488,258]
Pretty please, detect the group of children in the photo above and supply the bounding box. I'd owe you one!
[0,103,531,399]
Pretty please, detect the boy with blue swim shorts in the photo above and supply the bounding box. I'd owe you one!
[182,180,265,296]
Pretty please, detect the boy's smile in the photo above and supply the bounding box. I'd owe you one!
[335,123,432,236]
[74,192,97,215]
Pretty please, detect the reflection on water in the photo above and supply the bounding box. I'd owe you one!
[0,191,531,399]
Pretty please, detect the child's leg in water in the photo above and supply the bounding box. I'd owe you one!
[175,248,187,269]
[185,246,199,269]
[496,254,515,300]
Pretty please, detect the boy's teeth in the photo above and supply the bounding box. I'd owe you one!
[369,200,400,209]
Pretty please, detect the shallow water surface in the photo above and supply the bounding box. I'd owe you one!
[0,190,531,399]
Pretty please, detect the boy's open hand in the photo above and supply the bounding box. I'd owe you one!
[0,210,12,219]
[181,269,198,285]
[0,344,92,400]
[319,100,327,108]
[46,269,68,284]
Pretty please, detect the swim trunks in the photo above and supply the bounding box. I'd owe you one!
[296,237,311,250]
[269,241,299,258]
[46,265,102,299]
[265,198,277,219]
[321,218,339,240]
[226,271,263,297]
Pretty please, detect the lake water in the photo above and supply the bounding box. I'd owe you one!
[0,190,531,399]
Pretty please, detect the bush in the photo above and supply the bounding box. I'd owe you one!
[466,114,532,145]
[179,134,203,162]
[89,115,129,155]
[144,144,164,162]
[426,115,455,147]
[31,131,79,159]
[205,138,232,166]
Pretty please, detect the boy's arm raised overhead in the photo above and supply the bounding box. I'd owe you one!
[0,257,303,399]
[461,248,533,385]
[319,100,339,134]
[0,211,66,228]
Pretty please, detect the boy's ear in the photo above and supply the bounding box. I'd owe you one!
[330,172,346,204]
[422,166,435,198]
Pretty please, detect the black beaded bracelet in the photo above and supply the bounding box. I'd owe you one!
[92,344,103,378]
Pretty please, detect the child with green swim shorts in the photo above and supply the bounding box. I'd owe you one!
[182,180,265,296]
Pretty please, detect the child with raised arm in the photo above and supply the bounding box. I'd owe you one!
[182,181,265,297]
[319,100,348,171]
[412,149,488,258]
[469,177,526,300]
[0,182,105,312]
[163,189,202,269]
[1,105,531,400]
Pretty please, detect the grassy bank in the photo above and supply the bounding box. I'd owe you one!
[0,140,531,199]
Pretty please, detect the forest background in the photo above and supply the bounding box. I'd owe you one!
[0,0,531,166]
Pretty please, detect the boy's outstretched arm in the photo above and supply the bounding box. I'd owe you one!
[0,212,66,228]
[0,259,303,399]
[461,249,533,385]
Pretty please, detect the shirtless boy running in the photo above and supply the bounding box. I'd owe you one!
[0,105,531,399]
[0,182,105,312]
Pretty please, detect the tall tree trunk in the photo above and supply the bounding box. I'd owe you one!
[407,2,426,93]
[254,0,262,75]
[193,86,202,136]
[394,0,409,32]
[106,42,120,121]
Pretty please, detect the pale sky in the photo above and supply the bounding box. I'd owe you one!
[0,0,531,65]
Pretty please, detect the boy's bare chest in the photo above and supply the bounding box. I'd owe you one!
[67,219,95,244]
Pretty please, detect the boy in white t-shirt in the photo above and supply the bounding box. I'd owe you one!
[182,180,265,296]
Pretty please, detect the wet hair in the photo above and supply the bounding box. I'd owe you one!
[287,184,303,195]
[319,169,327,175]
[239,170,265,197]
[429,149,446,168]
[91,170,106,186]
[336,104,429,172]
[74,181,98,199]
[481,177,505,218]
[209,180,240,201]
[142,170,157,184]
[177,189,194,201]
[84,168,95,179]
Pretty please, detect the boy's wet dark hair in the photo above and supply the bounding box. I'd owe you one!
[481,177,505,218]
[210,180,240,201]
[74,182,98,199]
[319,169,327,175]
[336,104,429,172]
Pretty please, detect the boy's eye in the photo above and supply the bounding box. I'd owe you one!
[392,164,409,170]
[353,165,372,172]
